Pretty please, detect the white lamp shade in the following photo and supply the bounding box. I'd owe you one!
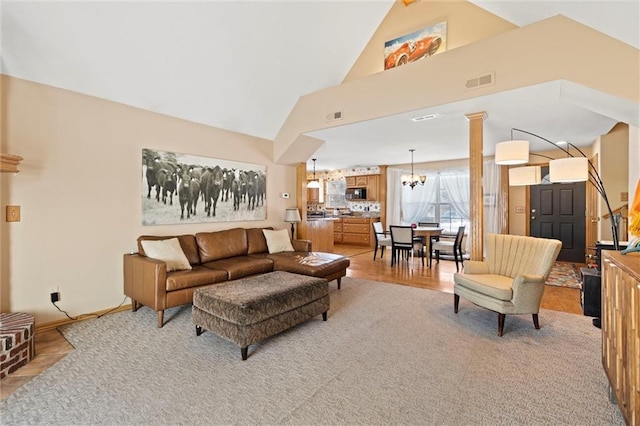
[549,157,589,183]
[508,166,542,186]
[284,208,301,223]
[495,140,529,165]
[306,180,320,189]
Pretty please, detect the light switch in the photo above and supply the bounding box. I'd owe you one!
[6,205,20,222]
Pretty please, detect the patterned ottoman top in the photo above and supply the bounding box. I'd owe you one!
[193,271,328,326]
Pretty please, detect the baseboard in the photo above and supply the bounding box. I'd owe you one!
[36,304,133,333]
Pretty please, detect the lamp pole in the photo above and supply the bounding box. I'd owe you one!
[511,128,620,250]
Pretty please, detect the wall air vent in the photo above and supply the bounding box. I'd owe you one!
[326,110,343,122]
[465,72,495,90]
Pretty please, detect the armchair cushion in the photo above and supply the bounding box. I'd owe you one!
[453,274,513,301]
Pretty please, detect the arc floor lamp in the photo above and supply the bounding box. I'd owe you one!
[495,128,621,250]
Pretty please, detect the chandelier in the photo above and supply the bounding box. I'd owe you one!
[401,149,426,189]
[306,158,320,189]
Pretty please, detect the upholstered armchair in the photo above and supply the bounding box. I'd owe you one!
[453,233,561,336]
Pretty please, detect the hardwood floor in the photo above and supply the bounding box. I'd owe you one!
[0,243,583,400]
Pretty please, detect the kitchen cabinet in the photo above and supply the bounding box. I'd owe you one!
[601,250,639,426]
[344,174,380,201]
[334,217,375,247]
[333,218,343,243]
[345,175,367,187]
[367,175,378,201]
[307,186,319,202]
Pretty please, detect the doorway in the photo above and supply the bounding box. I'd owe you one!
[530,167,586,263]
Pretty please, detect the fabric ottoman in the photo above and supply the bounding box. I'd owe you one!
[192,271,329,360]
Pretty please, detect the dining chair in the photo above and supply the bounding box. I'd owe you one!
[372,222,392,260]
[431,226,465,271]
[389,225,424,267]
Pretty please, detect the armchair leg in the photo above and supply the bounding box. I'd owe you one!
[454,294,460,313]
[498,313,505,337]
[157,310,164,328]
[532,314,540,330]
[373,242,378,260]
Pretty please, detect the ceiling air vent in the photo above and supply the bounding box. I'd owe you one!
[465,72,495,90]
[326,110,343,122]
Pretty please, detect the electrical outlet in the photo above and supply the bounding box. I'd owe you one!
[50,292,60,303]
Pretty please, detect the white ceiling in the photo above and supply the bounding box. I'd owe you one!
[2,1,638,172]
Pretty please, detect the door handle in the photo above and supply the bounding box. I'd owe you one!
[531,216,536,221]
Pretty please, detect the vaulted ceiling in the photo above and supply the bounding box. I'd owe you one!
[2,1,638,171]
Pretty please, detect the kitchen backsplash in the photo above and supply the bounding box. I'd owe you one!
[308,201,380,213]
[306,166,380,181]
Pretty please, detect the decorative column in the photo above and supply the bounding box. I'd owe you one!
[466,111,487,261]
[296,162,308,239]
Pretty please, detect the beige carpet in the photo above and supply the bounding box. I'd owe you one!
[0,278,623,425]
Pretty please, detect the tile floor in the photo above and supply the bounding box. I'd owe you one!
[0,328,74,400]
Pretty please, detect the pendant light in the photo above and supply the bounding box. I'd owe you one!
[401,149,426,189]
[307,158,320,189]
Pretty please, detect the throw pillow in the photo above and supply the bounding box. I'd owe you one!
[262,229,295,254]
[140,238,192,272]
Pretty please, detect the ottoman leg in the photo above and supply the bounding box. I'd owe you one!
[322,311,327,321]
[241,346,248,361]
[195,325,203,336]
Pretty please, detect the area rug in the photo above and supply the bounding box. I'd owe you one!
[545,261,582,288]
[1,278,622,425]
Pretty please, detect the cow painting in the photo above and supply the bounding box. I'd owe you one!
[142,149,266,225]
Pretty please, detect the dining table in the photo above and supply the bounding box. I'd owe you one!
[413,226,443,267]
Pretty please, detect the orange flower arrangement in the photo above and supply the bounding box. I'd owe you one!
[629,179,640,237]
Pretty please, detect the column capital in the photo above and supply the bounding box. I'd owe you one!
[465,111,488,121]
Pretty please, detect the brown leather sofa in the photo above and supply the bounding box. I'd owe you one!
[123,227,350,327]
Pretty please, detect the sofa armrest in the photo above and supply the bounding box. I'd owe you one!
[292,239,311,252]
[462,260,489,274]
[511,274,545,312]
[123,253,168,311]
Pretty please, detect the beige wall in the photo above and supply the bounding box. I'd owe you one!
[0,75,297,325]
[344,0,516,82]
[600,123,629,241]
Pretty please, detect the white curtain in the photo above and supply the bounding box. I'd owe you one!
[483,159,501,234]
[439,168,470,222]
[401,170,438,225]
[386,168,403,230]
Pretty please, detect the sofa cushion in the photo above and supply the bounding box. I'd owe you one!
[140,238,192,272]
[256,251,350,278]
[196,228,248,263]
[138,234,200,265]
[202,256,273,280]
[166,266,228,291]
[453,273,514,301]
[263,229,295,254]
[246,227,272,254]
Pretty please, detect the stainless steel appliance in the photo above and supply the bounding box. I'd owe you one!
[345,187,367,200]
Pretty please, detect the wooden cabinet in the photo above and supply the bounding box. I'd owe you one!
[367,175,378,201]
[333,218,343,244]
[601,250,640,426]
[345,174,380,201]
[307,186,319,202]
[334,217,375,246]
[345,175,368,187]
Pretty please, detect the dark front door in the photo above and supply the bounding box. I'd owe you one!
[530,168,586,263]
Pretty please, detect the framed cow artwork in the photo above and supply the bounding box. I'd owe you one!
[141,148,267,225]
